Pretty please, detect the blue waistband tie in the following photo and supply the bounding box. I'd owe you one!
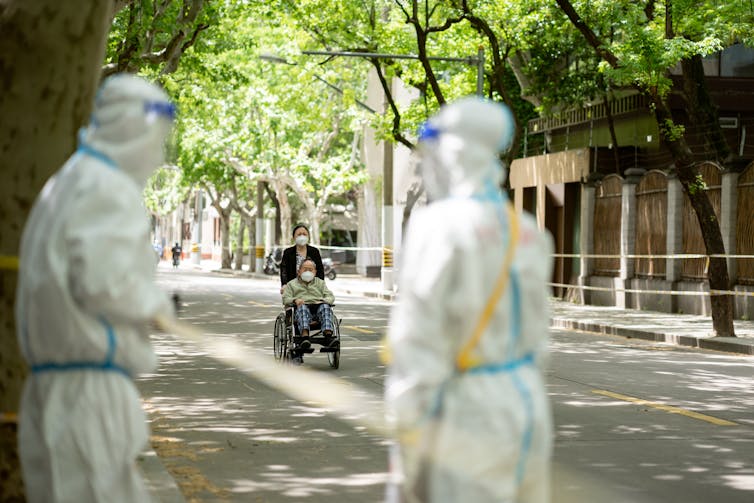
[464,351,535,375]
[30,317,130,378]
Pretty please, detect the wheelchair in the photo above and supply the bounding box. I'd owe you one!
[273,304,341,369]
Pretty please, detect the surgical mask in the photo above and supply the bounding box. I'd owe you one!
[295,235,308,246]
[300,271,315,282]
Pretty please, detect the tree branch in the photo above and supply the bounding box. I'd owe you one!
[554,0,620,68]
[369,58,415,150]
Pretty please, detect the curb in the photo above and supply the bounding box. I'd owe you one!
[551,317,754,356]
[138,449,186,503]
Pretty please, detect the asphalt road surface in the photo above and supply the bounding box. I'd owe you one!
[138,267,754,502]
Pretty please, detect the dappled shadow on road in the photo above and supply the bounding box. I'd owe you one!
[548,331,754,502]
[141,273,389,501]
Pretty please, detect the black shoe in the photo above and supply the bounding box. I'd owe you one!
[299,338,311,350]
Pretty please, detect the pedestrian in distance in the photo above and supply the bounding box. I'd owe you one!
[171,241,182,268]
[281,258,335,365]
[279,224,324,293]
[15,73,177,502]
[384,97,555,503]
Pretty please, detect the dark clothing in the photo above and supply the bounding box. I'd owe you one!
[280,245,324,286]
[171,245,182,258]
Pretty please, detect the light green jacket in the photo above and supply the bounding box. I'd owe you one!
[282,277,335,306]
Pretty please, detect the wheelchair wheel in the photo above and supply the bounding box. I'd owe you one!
[327,318,341,369]
[273,313,285,360]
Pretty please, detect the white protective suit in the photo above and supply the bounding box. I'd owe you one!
[385,97,554,503]
[15,74,176,502]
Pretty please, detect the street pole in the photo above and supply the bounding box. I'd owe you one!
[255,180,265,273]
[382,133,394,292]
[191,189,203,265]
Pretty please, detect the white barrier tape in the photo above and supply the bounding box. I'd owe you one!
[552,253,754,259]
[549,282,754,297]
[152,315,551,494]
[317,245,384,252]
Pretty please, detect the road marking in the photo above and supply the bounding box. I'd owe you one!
[248,300,275,307]
[592,389,738,426]
[342,325,376,334]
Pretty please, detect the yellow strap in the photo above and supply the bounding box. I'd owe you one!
[0,255,20,271]
[1,412,18,424]
[456,204,519,371]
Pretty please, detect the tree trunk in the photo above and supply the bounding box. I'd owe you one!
[604,94,621,172]
[553,0,735,337]
[246,217,256,272]
[652,98,735,337]
[0,2,112,499]
[234,218,245,270]
[680,55,731,163]
[218,206,232,269]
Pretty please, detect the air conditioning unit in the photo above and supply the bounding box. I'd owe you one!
[720,117,738,129]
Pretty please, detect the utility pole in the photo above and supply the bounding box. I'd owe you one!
[191,189,203,265]
[255,181,265,273]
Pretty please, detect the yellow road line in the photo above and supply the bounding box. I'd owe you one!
[247,300,276,307]
[592,389,738,426]
[342,325,376,334]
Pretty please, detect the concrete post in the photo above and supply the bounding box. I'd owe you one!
[721,171,739,285]
[578,184,595,303]
[665,175,684,283]
[255,180,265,273]
[618,168,643,308]
[191,189,203,265]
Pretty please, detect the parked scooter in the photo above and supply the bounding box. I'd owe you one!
[263,248,282,275]
[264,248,337,280]
[323,257,337,280]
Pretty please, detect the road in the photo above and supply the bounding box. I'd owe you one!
[138,267,754,502]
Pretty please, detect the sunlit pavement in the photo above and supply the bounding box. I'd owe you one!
[138,263,754,502]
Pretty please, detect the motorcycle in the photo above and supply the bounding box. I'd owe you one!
[263,248,282,275]
[323,257,337,280]
[264,248,337,280]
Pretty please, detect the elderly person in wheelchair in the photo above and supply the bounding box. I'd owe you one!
[282,258,336,365]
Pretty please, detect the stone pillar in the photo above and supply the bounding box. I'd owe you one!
[536,183,546,232]
[665,175,684,283]
[618,168,643,308]
[578,184,595,304]
[721,170,739,285]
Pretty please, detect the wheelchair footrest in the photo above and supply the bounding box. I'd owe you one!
[319,347,339,353]
[300,347,315,354]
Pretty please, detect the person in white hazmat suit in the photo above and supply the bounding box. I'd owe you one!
[385,97,554,503]
[15,74,177,502]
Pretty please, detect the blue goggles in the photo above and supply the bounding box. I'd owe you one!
[144,101,177,120]
[417,121,440,142]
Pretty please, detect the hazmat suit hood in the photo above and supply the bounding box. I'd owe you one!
[417,97,514,201]
[79,73,175,188]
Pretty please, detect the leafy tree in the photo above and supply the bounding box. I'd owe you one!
[526,0,754,337]
[104,0,216,77]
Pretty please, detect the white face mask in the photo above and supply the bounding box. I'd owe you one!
[300,270,315,282]
[295,235,308,246]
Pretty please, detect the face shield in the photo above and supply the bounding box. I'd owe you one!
[80,74,176,188]
[416,97,515,201]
